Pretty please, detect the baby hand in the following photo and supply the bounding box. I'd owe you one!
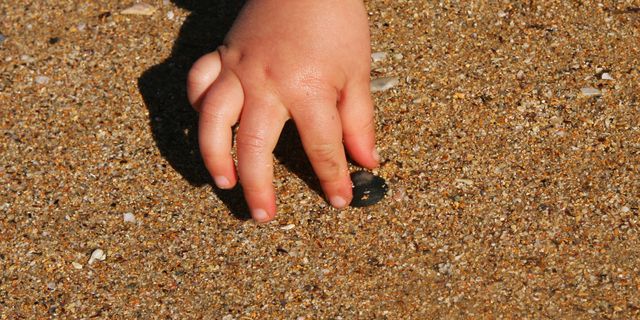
[187,0,378,222]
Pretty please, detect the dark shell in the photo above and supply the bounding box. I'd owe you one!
[350,171,388,207]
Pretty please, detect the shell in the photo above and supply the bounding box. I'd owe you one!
[350,171,388,207]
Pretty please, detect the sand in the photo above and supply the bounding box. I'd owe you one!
[1,0,639,318]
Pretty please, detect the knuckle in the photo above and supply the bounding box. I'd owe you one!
[289,73,334,103]
[236,131,268,154]
[309,142,339,162]
[307,143,344,178]
[199,107,225,125]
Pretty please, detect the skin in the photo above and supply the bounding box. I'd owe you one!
[187,0,378,223]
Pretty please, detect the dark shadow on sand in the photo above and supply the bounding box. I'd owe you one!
[138,1,322,219]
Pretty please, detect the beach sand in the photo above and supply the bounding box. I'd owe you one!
[1,0,639,318]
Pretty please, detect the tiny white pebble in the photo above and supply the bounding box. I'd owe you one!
[371,51,387,62]
[221,315,234,320]
[35,75,50,85]
[121,3,157,16]
[88,248,106,264]
[280,224,295,231]
[20,55,35,63]
[370,76,399,92]
[580,87,601,97]
[167,10,175,20]
[72,262,83,269]
[123,212,136,223]
[47,282,57,290]
[601,72,614,80]
[622,206,630,213]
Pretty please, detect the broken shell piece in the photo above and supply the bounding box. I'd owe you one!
[350,171,388,207]
[88,249,106,264]
[370,76,399,92]
[580,87,601,97]
[122,3,156,16]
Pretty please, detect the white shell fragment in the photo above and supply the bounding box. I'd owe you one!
[371,51,388,62]
[601,72,614,80]
[88,249,107,264]
[123,212,136,223]
[580,87,602,97]
[280,224,295,231]
[35,76,50,85]
[370,76,399,92]
[72,262,83,270]
[121,3,157,16]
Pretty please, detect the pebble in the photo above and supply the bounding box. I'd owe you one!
[121,3,156,16]
[580,87,602,97]
[71,262,83,270]
[20,55,35,63]
[601,72,614,80]
[350,171,388,207]
[123,212,136,223]
[371,51,387,62]
[0,34,5,44]
[280,224,295,231]
[88,248,106,264]
[166,10,175,20]
[47,282,57,290]
[35,76,50,85]
[370,76,399,92]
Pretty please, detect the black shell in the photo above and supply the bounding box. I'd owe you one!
[350,171,388,207]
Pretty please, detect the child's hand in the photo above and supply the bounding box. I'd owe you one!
[187,0,378,223]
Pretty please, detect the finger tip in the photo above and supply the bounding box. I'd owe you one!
[251,208,275,224]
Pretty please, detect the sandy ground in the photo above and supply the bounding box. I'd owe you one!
[2,0,640,318]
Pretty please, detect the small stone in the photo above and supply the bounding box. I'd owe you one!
[121,3,157,16]
[371,51,387,62]
[516,70,525,80]
[166,10,175,20]
[88,248,106,264]
[77,22,86,31]
[47,282,57,290]
[35,76,50,85]
[370,76,399,92]
[221,315,234,320]
[123,212,136,223]
[580,87,602,97]
[280,224,295,230]
[601,72,614,80]
[71,262,83,270]
[0,34,6,44]
[350,171,388,207]
[20,55,35,63]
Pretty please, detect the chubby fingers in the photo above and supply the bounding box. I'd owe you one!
[236,96,289,223]
[291,93,353,209]
[339,78,379,169]
[187,51,222,111]
[198,71,244,189]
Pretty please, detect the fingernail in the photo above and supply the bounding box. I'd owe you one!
[214,176,230,189]
[330,196,348,208]
[372,148,381,163]
[252,208,270,223]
